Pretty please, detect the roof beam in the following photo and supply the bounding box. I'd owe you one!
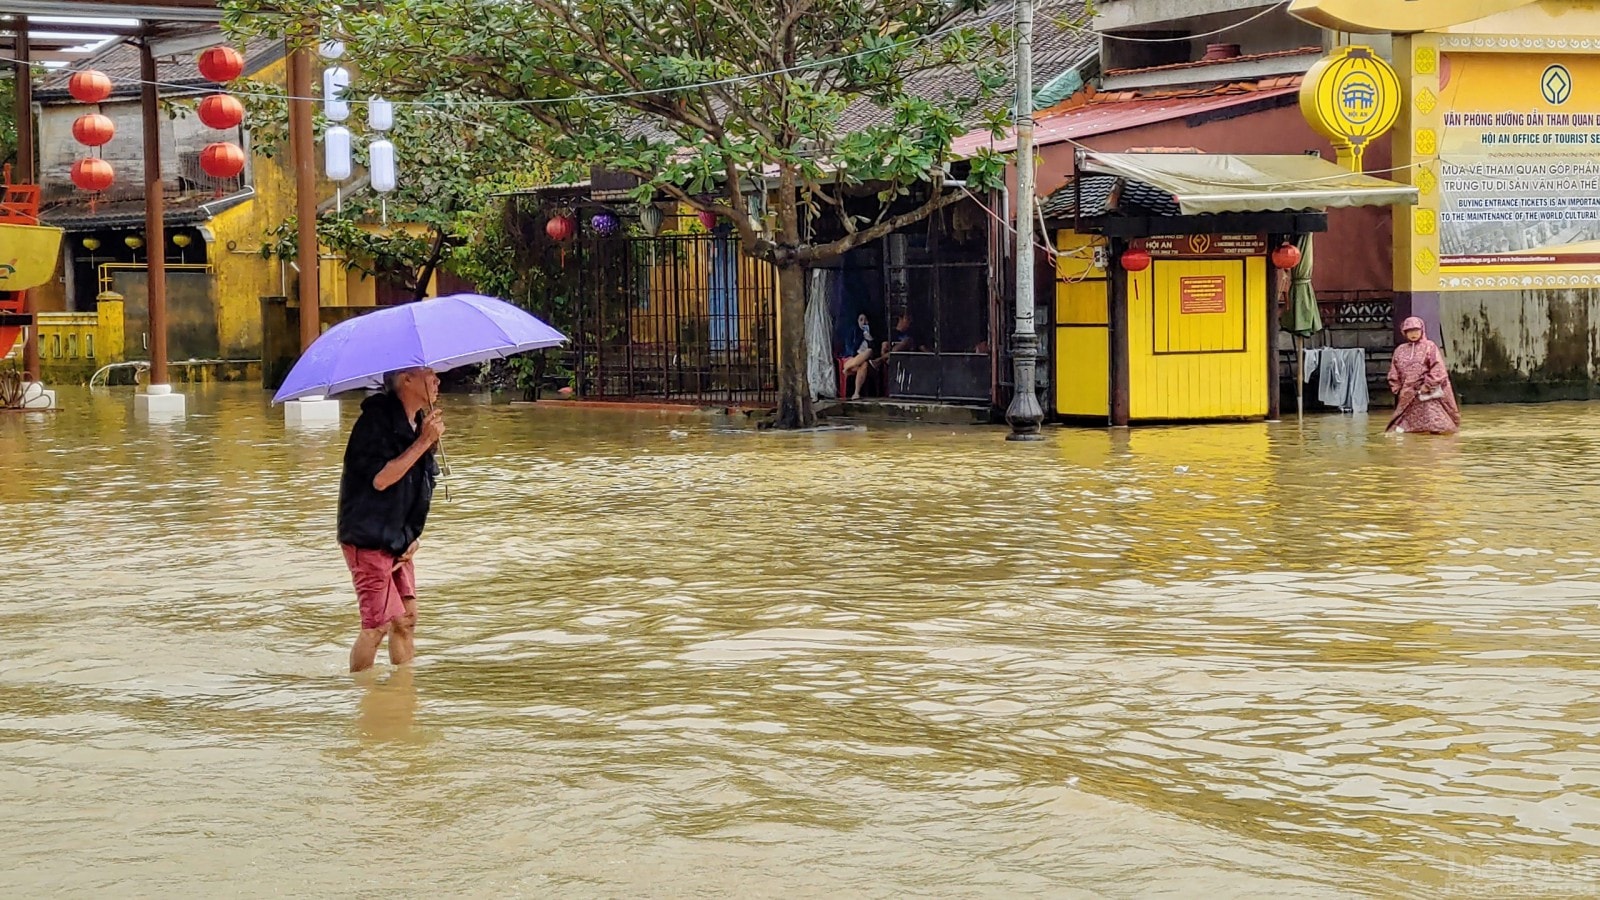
[0,2,222,24]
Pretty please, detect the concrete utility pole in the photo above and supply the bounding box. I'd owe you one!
[1004,0,1045,440]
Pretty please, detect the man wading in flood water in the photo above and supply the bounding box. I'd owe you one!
[338,366,444,672]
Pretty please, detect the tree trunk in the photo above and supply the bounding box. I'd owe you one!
[770,161,815,429]
[773,261,814,428]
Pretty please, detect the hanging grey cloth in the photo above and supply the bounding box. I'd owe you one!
[806,269,838,399]
[1306,347,1369,413]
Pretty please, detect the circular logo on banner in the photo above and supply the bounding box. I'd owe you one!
[1543,64,1573,105]
[1336,70,1381,125]
[1188,234,1213,255]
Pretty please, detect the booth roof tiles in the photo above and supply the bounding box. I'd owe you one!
[1039,175,1181,221]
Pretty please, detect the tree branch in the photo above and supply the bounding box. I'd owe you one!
[802,183,966,262]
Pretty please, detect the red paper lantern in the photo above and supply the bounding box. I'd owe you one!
[697,209,718,230]
[71,113,115,147]
[71,158,114,193]
[1271,241,1302,270]
[199,142,246,179]
[1120,247,1152,272]
[197,46,245,84]
[197,93,245,130]
[68,70,113,104]
[545,215,575,242]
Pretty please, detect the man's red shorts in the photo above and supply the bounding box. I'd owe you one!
[342,544,416,630]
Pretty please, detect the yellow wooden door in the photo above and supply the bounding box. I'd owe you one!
[1053,230,1109,417]
[1128,257,1267,420]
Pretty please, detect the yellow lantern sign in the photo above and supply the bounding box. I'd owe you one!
[1300,46,1402,172]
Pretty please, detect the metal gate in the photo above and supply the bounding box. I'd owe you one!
[533,232,778,405]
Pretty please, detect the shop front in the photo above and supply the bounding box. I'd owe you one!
[1046,151,1416,425]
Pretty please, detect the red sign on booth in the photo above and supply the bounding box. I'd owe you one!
[1179,275,1229,314]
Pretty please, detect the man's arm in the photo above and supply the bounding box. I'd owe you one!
[373,439,432,492]
[372,410,445,492]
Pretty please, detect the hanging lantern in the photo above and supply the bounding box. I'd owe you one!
[200,142,246,180]
[197,94,245,130]
[591,212,620,237]
[70,158,114,193]
[1120,247,1152,272]
[71,113,115,147]
[197,46,245,83]
[545,214,575,242]
[368,98,394,132]
[322,66,351,122]
[124,235,144,250]
[324,126,352,182]
[368,139,397,193]
[1271,241,1303,270]
[697,209,718,231]
[318,40,346,60]
[82,237,102,251]
[172,234,192,249]
[639,204,664,237]
[68,70,113,104]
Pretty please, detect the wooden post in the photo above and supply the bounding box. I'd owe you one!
[1107,238,1131,427]
[14,19,39,380]
[288,37,320,352]
[140,34,169,387]
[1267,241,1283,422]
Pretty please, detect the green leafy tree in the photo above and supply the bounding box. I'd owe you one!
[226,0,1013,428]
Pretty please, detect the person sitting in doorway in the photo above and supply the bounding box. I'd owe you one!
[877,313,923,363]
[840,312,877,400]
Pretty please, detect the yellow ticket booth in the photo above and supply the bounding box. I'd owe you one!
[1043,151,1416,425]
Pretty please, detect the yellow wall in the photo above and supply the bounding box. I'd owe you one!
[35,297,123,376]
[1128,256,1269,420]
[1054,229,1110,417]
[629,238,776,347]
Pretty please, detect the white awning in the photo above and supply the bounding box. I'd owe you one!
[1080,152,1419,216]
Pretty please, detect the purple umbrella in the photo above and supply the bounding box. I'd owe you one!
[272,293,566,403]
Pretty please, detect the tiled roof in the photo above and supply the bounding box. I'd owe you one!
[1039,174,1181,221]
[951,77,1301,156]
[37,33,282,103]
[837,0,1096,133]
[39,191,251,230]
[1103,46,1323,77]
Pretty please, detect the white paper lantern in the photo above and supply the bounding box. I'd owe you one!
[322,66,350,122]
[318,40,345,60]
[367,98,394,132]
[639,204,664,236]
[325,125,352,181]
[369,139,396,193]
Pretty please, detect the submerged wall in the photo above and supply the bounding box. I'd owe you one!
[1441,289,1600,402]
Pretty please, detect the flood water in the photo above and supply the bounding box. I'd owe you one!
[3,385,1600,897]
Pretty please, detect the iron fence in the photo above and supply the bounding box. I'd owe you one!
[536,232,778,406]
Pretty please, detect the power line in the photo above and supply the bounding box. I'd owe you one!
[1,0,1290,108]
[1069,2,1290,43]
[0,1,1031,109]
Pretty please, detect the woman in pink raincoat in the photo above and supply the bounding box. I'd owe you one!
[1387,316,1461,434]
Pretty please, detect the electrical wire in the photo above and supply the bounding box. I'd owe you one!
[1067,2,1291,43]
[0,0,1035,108]
[1,0,1288,108]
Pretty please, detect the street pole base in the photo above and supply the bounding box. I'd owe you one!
[135,383,187,420]
[1005,430,1046,442]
